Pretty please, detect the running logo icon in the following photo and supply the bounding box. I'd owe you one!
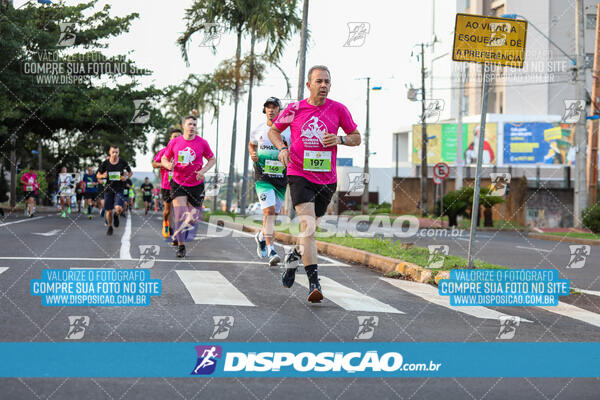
[566,245,590,269]
[205,172,225,197]
[210,316,234,340]
[343,22,370,47]
[427,245,449,269]
[65,316,89,340]
[300,116,327,145]
[57,22,76,47]
[496,316,520,340]
[423,99,444,123]
[561,100,585,124]
[354,316,378,340]
[346,172,369,196]
[137,245,159,268]
[489,173,511,196]
[131,100,151,124]
[198,23,224,47]
[191,345,222,375]
[488,22,512,47]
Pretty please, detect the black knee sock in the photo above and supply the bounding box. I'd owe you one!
[305,264,318,283]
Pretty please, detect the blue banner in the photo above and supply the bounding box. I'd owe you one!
[503,122,575,164]
[1,342,599,377]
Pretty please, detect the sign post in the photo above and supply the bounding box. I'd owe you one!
[433,162,450,219]
[452,13,527,268]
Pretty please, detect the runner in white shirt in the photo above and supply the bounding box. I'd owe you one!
[57,167,73,218]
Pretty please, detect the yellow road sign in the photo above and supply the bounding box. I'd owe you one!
[452,13,527,68]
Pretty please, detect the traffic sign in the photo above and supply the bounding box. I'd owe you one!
[433,175,443,185]
[433,162,450,179]
[452,13,527,68]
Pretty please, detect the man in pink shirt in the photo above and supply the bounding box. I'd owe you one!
[152,128,182,244]
[268,65,362,303]
[162,115,216,258]
[20,167,39,217]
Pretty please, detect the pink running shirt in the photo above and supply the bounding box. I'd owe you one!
[154,148,174,190]
[163,135,214,187]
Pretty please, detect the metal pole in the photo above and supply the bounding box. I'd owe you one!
[587,3,600,205]
[10,135,16,209]
[37,141,42,170]
[456,65,464,190]
[361,77,370,214]
[467,63,490,269]
[574,0,588,225]
[213,94,220,212]
[297,0,309,101]
[420,43,428,216]
[240,33,256,216]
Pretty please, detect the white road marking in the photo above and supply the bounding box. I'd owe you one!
[380,278,532,322]
[0,216,44,227]
[0,256,344,266]
[176,270,254,306]
[295,275,403,314]
[119,213,132,260]
[538,302,600,328]
[516,246,551,253]
[32,229,62,236]
[200,220,350,267]
[0,267,8,274]
[573,288,600,296]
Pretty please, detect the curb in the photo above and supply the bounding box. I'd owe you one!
[528,232,600,246]
[211,217,433,283]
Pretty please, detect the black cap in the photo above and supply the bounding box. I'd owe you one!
[263,97,281,113]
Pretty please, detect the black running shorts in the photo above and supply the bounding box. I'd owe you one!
[288,175,336,218]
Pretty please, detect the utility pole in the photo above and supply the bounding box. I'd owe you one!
[456,65,464,190]
[587,3,600,205]
[297,0,309,101]
[361,77,370,214]
[240,34,256,216]
[575,0,588,226]
[420,43,428,216]
[213,93,221,212]
[37,141,42,170]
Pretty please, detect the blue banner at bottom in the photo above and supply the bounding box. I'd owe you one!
[1,342,599,378]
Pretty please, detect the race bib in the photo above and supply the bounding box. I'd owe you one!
[123,189,128,195]
[26,185,34,191]
[264,159,284,176]
[86,181,96,188]
[178,150,191,164]
[108,171,121,181]
[303,151,332,172]
[144,191,151,196]
[168,171,174,181]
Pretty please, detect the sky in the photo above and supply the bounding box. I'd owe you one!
[44,0,460,172]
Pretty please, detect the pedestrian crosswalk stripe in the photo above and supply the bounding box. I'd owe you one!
[296,275,404,314]
[380,278,532,322]
[537,302,600,328]
[175,270,255,307]
[0,267,8,274]
[573,288,600,297]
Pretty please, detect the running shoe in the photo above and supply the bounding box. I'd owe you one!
[162,221,170,238]
[307,279,323,303]
[61,211,66,218]
[255,231,267,258]
[67,206,71,214]
[88,214,92,220]
[281,266,297,288]
[176,244,186,258]
[171,238,178,247]
[113,214,120,227]
[268,249,281,266]
[107,226,113,236]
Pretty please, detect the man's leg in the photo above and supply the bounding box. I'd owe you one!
[172,196,188,257]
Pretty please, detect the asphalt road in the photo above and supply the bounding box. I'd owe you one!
[1,210,599,399]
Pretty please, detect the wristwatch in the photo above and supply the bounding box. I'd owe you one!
[340,136,346,145]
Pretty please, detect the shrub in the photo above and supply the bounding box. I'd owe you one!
[583,204,600,233]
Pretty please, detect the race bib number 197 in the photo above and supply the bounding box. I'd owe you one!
[303,151,331,172]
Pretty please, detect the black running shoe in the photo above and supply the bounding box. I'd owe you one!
[268,249,281,266]
[107,226,113,236]
[284,247,301,269]
[281,267,297,288]
[176,244,186,258]
[171,238,178,247]
[113,214,120,227]
[307,279,323,303]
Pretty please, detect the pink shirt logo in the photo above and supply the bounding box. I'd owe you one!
[300,116,327,146]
